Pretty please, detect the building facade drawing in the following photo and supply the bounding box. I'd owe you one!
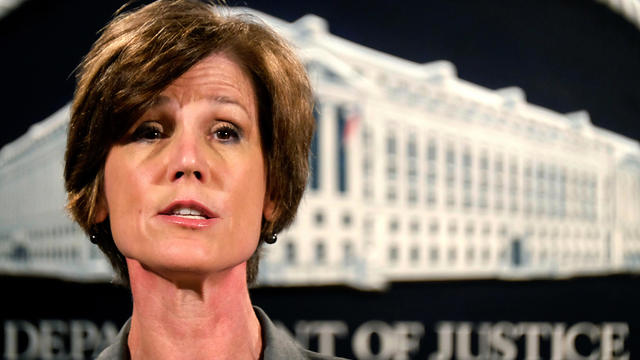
[1,9,639,288]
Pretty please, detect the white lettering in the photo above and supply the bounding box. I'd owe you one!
[601,323,629,360]
[352,321,396,359]
[565,322,600,360]
[392,321,424,360]
[70,320,101,360]
[551,323,565,360]
[455,322,491,359]
[489,321,519,360]
[352,321,424,360]
[4,321,39,360]
[2,319,119,360]
[3,318,630,359]
[40,320,68,359]
[519,322,552,360]
[429,322,454,360]
[294,320,348,355]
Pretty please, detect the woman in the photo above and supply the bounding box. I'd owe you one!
[64,1,345,359]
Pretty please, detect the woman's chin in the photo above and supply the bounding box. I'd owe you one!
[127,253,249,282]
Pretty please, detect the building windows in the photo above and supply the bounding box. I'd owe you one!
[494,154,504,213]
[448,220,458,236]
[577,174,586,220]
[343,241,354,265]
[341,212,352,227]
[478,151,488,210]
[426,139,438,207]
[363,217,374,235]
[387,132,397,156]
[446,145,456,187]
[407,133,418,204]
[315,241,326,264]
[429,247,439,264]
[310,102,321,190]
[499,225,508,238]
[499,248,509,263]
[362,124,372,160]
[465,222,475,238]
[427,140,437,162]
[388,245,399,264]
[536,163,546,216]
[363,183,374,200]
[548,165,557,217]
[362,123,374,200]
[481,247,491,263]
[336,106,349,194]
[466,247,475,263]
[571,173,584,219]
[524,163,533,215]
[410,246,420,264]
[462,150,471,171]
[446,145,456,208]
[588,175,598,221]
[407,131,418,203]
[429,219,440,235]
[386,186,397,202]
[539,250,548,264]
[480,152,489,170]
[314,210,325,226]
[509,159,519,213]
[389,218,400,233]
[448,247,457,264]
[408,189,418,204]
[427,190,437,207]
[446,192,456,209]
[362,155,372,176]
[410,219,421,234]
[386,128,398,203]
[285,242,296,265]
[462,148,473,210]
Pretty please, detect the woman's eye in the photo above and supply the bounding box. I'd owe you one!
[213,125,240,142]
[131,122,165,142]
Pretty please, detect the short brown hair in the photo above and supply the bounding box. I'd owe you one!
[64,0,314,286]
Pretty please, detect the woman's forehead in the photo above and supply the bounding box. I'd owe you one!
[161,53,255,103]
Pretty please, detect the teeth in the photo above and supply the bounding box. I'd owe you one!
[171,207,206,219]
[173,207,203,216]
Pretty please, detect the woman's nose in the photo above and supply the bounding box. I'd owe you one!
[174,169,202,181]
[166,130,208,183]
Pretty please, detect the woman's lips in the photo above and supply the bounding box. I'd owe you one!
[158,200,219,229]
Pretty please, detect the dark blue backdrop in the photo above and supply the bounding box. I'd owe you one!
[1,0,639,148]
[0,275,637,359]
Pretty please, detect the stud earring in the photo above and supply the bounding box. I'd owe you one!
[90,234,98,244]
[265,233,277,244]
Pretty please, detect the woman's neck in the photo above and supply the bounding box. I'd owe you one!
[126,259,262,360]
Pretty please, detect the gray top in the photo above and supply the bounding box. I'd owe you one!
[95,306,347,359]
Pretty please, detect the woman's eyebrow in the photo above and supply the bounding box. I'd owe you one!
[148,95,252,118]
[208,95,252,118]
[149,95,172,107]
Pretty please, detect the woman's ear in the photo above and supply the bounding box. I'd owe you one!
[93,195,108,223]
[263,194,275,221]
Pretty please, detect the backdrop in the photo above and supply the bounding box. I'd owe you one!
[0,1,638,359]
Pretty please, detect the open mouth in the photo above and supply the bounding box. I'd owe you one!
[167,207,210,220]
[160,202,216,220]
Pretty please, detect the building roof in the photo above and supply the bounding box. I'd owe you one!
[0,104,70,168]
[0,0,23,19]
[596,0,640,29]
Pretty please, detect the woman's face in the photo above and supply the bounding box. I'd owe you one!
[98,52,273,278]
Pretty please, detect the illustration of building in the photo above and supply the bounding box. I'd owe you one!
[1,8,639,288]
